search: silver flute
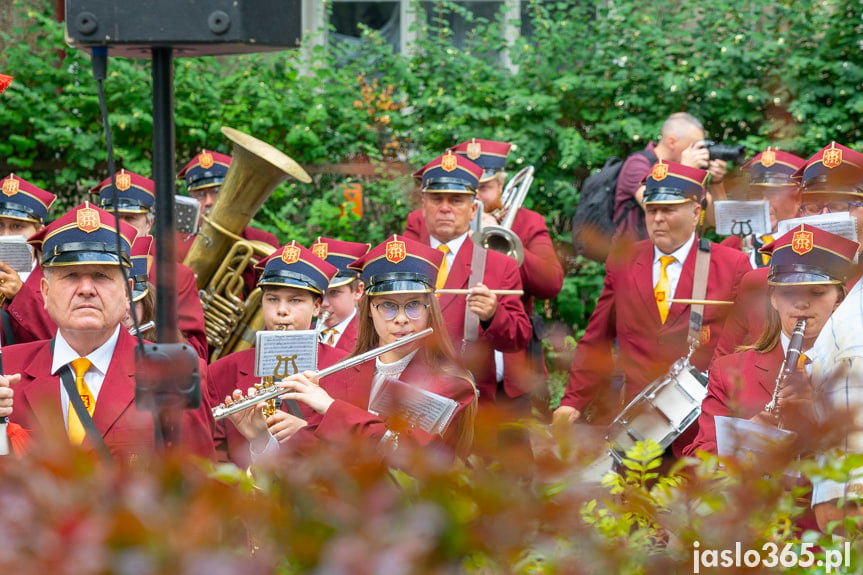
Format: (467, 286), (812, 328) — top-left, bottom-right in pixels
(764, 318), (807, 419)
(212, 327), (433, 420)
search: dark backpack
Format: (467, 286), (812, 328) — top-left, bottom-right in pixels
(571, 150), (655, 262)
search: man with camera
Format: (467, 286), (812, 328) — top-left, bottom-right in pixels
(614, 112), (735, 241)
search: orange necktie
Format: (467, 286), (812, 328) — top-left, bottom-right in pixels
(321, 328), (338, 347)
(655, 256), (676, 324)
(761, 235), (774, 265)
(436, 245), (450, 290)
(67, 357), (94, 445)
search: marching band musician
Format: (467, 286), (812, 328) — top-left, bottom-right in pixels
(554, 161), (751, 453)
(401, 151), (531, 408)
(451, 139), (563, 412)
(208, 241), (347, 468)
(176, 150), (280, 292)
(0, 203), (215, 461)
(311, 236), (371, 353)
(0, 174), (56, 345)
(684, 225), (858, 456)
(713, 143), (863, 359)
(229, 235), (477, 460)
(6, 171), (209, 361)
(119, 235), (159, 343)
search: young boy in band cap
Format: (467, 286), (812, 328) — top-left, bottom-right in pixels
(555, 161), (751, 454)
(208, 241), (347, 468)
(311, 236), (371, 353)
(0, 203), (215, 461)
(0, 174), (56, 345)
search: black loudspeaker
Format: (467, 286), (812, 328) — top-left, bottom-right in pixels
(65, 0), (302, 58)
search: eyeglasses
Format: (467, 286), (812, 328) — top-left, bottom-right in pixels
(372, 301), (430, 321)
(800, 201), (863, 215)
(189, 189), (220, 200)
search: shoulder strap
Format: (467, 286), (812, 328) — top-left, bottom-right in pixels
(52, 337), (115, 465)
(687, 239), (712, 348)
(463, 243), (487, 344)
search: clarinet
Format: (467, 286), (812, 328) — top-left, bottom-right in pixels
(764, 318), (807, 428)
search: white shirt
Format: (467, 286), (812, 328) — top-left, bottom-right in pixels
(808, 280), (863, 505)
(651, 233), (696, 300)
(325, 308), (356, 347)
(55, 325), (121, 429)
(429, 231), (470, 273)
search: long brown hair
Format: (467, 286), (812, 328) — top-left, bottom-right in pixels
(739, 284), (846, 354)
(350, 292), (477, 456)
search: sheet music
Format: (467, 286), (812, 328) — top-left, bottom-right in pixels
(0, 236), (32, 272)
(255, 330), (319, 378)
(713, 200), (771, 236)
(714, 415), (795, 461)
(368, 377), (459, 436)
(777, 212), (859, 243)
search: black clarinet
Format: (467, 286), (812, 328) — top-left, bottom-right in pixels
(764, 318), (807, 427)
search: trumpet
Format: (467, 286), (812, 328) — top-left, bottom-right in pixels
(764, 318), (807, 425)
(212, 327), (433, 420)
(472, 165), (534, 265)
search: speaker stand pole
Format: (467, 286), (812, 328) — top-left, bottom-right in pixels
(151, 46), (181, 452)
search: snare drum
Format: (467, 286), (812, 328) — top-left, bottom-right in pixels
(605, 359), (708, 463)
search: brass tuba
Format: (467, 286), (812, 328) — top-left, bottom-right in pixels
(472, 165), (533, 265)
(184, 126), (311, 361)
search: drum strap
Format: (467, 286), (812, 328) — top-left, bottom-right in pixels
(687, 238), (711, 348)
(463, 242), (487, 344)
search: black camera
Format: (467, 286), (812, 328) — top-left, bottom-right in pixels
(703, 140), (746, 163)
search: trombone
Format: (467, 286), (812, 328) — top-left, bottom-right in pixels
(472, 165), (534, 265)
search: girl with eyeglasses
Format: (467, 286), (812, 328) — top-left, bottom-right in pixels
(240, 235), (478, 460)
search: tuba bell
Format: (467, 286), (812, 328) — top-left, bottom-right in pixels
(472, 165), (533, 265)
(183, 126), (311, 361)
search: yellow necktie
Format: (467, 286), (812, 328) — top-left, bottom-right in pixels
(655, 256), (676, 324)
(436, 245), (450, 290)
(797, 353), (808, 370)
(68, 357), (94, 445)
(761, 235), (774, 265)
(321, 328), (338, 346)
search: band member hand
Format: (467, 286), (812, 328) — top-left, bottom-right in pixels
(552, 405), (581, 426)
(225, 387), (272, 452)
(0, 373), (20, 418)
(467, 283), (498, 322)
(481, 212), (499, 228)
(277, 370), (335, 415)
(266, 410), (307, 444)
(707, 159), (727, 184)
(0, 261), (23, 301)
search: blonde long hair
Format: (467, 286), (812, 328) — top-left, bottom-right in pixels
(350, 292), (477, 456)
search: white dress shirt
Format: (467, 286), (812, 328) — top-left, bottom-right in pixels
(429, 231), (469, 272)
(325, 308), (356, 347)
(54, 325), (121, 430)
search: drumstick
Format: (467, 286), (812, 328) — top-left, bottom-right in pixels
(669, 298), (735, 306)
(436, 289), (524, 296)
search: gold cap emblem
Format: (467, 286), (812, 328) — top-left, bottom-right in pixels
(115, 171), (132, 191)
(281, 244), (301, 264)
(441, 153), (458, 173)
(76, 206), (101, 233)
(466, 140), (482, 160)
(199, 150), (214, 169)
(761, 148), (776, 168)
(651, 162), (668, 181)
(2, 176), (19, 197)
(823, 146), (843, 169)
(311, 242), (328, 260)
(791, 229), (814, 255)
(385, 239), (407, 263)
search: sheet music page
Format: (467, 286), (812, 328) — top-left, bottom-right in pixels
(368, 377), (459, 436)
(777, 212), (859, 243)
(0, 236), (32, 272)
(713, 200), (771, 236)
(714, 415), (795, 461)
(255, 330), (319, 378)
